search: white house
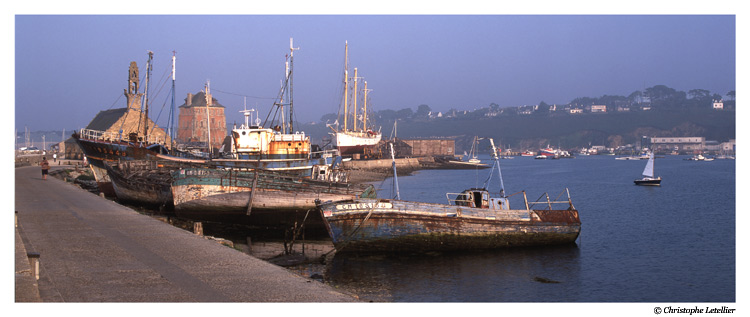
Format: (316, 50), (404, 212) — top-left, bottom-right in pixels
(713, 99), (724, 110)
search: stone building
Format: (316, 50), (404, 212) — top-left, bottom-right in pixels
(176, 88), (227, 152)
(651, 137), (705, 153)
(402, 139), (455, 157)
(80, 60), (171, 148)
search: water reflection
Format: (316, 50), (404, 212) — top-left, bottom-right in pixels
(326, 244), (581, 302)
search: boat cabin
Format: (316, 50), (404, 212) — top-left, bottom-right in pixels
(453, 188), (510, 210)
(231, 125), (310, 157)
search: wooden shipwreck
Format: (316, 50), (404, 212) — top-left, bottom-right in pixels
(171, 167), (377, 230)
(317, 138), (581, 252)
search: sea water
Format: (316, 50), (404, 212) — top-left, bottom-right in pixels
(324, 155), (736, 302)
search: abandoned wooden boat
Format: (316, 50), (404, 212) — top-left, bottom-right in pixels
(105, 158), (206, 209)
(105, 160), (177, 209)
(170, 166), (377, 228)
(317, 139), (581, 252)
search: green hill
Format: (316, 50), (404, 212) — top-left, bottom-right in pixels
(299, 108), (735, 153)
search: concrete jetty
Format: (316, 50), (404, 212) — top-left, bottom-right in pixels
(14, 165), (357, 302)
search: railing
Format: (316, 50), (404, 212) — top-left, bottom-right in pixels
(527, 188), (576, 210)
(445, 192), (473, 206)
(311, 149), (340, 159)
(78, 128), (167, 145)
(272, 131), (306, 142)
(446, 188), (575, 211)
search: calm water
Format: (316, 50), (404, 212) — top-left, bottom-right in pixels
(323, 155), (735, 302)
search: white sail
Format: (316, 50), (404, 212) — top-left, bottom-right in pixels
(642, 152), (655, 177)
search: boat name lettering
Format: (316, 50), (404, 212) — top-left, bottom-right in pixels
(336, 202), (392, 211)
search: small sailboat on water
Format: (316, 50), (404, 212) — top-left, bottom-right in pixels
(467, 136), (481, 164)
(634, 152), (661, 186)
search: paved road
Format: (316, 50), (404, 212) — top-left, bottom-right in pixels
(14, 166), (356, 302)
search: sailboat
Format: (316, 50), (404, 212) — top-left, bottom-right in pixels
(634, 152), (661, 186)
(328, 41), (382, 157)
(467, 136), (481, 164)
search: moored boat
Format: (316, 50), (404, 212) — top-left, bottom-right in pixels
(317, 138), (581, 252)
(443, 159), (490, 169)
(685, 154), (714, 161)
(328, 41), (382, 157)
(539, 147), (557, 157)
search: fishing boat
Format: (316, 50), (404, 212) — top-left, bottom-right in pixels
(211, 39), (333, 173)
(209, 106), (335, 176)
(539, 146), (557, 157)
(328, 41), (382, 157)
(520, 150), (536, 157)
(171, 166), (377, 229)
(317, 138), (581, 253)
(634, 152), (661, 186)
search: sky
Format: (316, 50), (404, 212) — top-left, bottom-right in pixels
(11, 6), (739, 133)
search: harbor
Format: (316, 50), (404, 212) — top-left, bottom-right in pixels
(14, 14), (736, 308)
(15, 153), (736, 302)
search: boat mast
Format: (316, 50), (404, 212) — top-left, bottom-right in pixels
(352, 67), (359, 132)
(390, 142), (400, 200)
(240, 104), (256, 128)
(143, 51), (153, 142)
(205, 81), (212, 156)
(363, 81), (371, 131)
(169, 51), (176, 151)
(486, 138), (506, 197)
(287, 38), (299, 133)
(343, 41), (349, 132)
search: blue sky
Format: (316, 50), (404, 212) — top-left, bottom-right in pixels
(13, 13), (737, 132)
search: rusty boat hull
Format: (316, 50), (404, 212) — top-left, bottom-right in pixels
(318, 198), (581, 252)
(171, 167), (377, 229)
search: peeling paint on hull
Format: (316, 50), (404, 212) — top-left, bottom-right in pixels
(106, 163), (173, 208)
(319, 199), (581, 252)
(171, 167), (376, 226)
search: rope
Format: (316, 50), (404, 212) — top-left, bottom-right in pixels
(211, 88), (276, 100)
(335, 203), (377, 247)
(106, 94), (123, 110)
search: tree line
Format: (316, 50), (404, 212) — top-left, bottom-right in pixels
(318, 85), (736, 125)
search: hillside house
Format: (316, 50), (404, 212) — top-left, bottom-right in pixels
(591, 105), (607, 113)
(713, 99), (724, 110)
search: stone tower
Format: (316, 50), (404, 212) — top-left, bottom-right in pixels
(125, 61), (143, 110)
(176, 90), (227, 152)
